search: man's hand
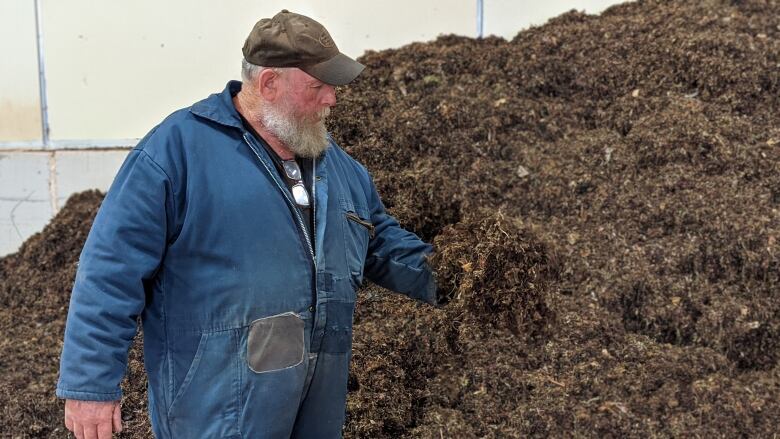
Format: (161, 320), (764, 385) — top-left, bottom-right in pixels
(64, 399), (122, 439)
(435, 285), (454, 307)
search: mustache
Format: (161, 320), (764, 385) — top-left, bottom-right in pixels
(311, 106), (330, 122)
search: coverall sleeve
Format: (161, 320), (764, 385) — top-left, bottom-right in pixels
(56, 148), (174, 401)
(362, 175), (438, 305)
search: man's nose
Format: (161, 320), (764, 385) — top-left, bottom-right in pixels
(321, 85), (337, 107)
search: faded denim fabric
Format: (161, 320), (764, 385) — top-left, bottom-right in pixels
(56, 81), (436, 438)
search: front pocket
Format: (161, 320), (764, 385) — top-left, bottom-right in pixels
(346, 212), (375, 238)
(340, 199), (372, 285)
(246, 312), (305, 373)
(167, 329), (241, 438)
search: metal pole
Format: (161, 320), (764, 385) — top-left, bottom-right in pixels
(477, 0), (484, 38)
(34, 0), (51, 148)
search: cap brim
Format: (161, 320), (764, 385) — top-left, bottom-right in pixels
(302, 52), (365, 86)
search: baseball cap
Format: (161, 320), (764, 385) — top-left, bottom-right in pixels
(242, 10), (365, 86)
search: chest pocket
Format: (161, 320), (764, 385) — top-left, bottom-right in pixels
(339, 197), (374, 288)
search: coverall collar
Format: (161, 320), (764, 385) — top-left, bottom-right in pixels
(189, 80), (246, 129)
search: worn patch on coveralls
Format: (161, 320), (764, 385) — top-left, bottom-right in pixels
(247, 312), (305, 373)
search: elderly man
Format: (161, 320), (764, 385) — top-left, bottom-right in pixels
(57, 10), (440, 439)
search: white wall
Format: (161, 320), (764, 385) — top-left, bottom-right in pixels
(0, 0), (627, 256)
(43, 0), (476, 141)
(484, 0), (621, 39)
(0, 0), (42, 143)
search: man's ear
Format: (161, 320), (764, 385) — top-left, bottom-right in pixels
(258, 68), (281, 102)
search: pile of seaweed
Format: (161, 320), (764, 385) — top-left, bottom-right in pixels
(335, 0), (779, 435)
(1, 0), (778, 436)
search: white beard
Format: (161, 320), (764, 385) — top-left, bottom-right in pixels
(259, 97), (330, 159)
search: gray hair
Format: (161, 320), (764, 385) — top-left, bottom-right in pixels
(241, 59), (286, 85)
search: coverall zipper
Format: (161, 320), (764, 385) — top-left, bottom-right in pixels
(311, 156), (317, 312)
(242, 135), (318, 313)
(242, 134), (315, 259)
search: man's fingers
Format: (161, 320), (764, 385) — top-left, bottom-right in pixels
(83, 423), (98, 439)
(64, 399), (118, 437)
(73, 423), (85, 439)
(97, 420), (113, 439)
(112, 403), (123, 433)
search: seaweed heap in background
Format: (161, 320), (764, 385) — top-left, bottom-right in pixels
(0, 192), (152, 438)
(0, 191), (103, 437)
(1, 0), (779, 437)
(332, 0), (779, 436)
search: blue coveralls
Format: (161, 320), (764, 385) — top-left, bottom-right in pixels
(56, 81), (437, 438)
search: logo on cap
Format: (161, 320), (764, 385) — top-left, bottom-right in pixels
(319, 33), (334, 48)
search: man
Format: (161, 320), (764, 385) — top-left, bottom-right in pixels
(57, 10), (440, 439)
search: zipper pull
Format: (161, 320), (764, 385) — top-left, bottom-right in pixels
(346, 212), (375, 239)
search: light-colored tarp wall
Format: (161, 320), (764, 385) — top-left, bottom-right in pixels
(0, 0), (42, 142)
